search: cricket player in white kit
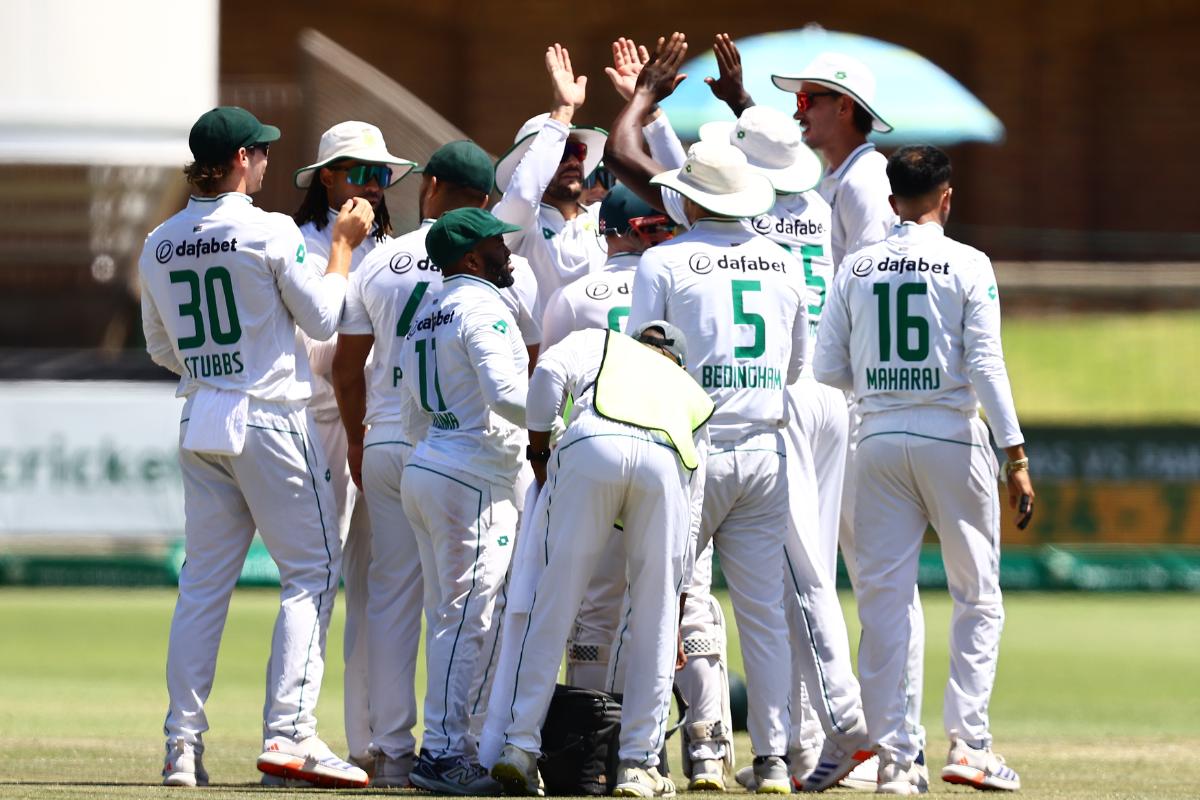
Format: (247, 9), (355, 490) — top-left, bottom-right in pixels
(398, 208), (529, 795)
(330, 140), (535, 789)
(814, 146), (1033, 795)
(627, 138), (808, 794)
(142, 107), (373, 789)
(491, 322), (713, 799)
(493, 44), (609, 308)
(291, 120), (415, 775)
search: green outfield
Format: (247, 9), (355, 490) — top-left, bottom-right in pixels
(0, 588), (1196, 799)
(1002, 310), (1200, 423)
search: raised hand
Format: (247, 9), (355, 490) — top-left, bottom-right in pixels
(604, 36), (652, 102)
(546, 43), (587, 112)
(634, 32), (689, 103)
(704, 33), (754, 115)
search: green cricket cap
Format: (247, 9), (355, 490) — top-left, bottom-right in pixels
(599, 183), (660, 235)
(426, 208), (521, 270)
(189, 106), (281, 164)
(418, 140), (495, 195)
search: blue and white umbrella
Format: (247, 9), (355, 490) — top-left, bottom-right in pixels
(661, 25), (1004, 146)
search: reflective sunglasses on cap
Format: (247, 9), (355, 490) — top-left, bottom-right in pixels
(629, 214), (676, 245)
(560, 140), (588, 163)
(332, 163), (393, 186)
(794, 90), (842, 112)
(583, 164), (616, 191)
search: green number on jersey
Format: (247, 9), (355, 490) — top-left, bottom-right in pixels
(395, 281), (430, 337)
(414, 338), (448, 412)
(607, 306), (630, 332)
(169, 267), (242, 350)
(799, 244), (827, 318)
(873, 282), (930, 362)
(731, 280), (766, 358)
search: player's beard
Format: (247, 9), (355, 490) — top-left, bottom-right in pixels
(481, 250), (515, 289)
(544, 178), (582, 204)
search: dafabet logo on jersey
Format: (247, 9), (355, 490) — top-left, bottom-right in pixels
(852, 256), (951, 277)
(155, 237), (239, 264)
(754, 216), (825, 237)
(585, 281), (612, 300)
(390, 252), (440, 274)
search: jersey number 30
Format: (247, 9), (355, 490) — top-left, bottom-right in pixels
(170, 267), (241, 350)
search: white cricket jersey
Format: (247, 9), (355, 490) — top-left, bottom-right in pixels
(399, 273), (529, 485)
(816, 143), (896, 267)
(750, 191), (834, 373)
(492, 117), (607, 307)
(139, 192), (346, 405)
(627, 218), (808, 441)
(813, 221), (1023, 447)
(340, 222), (444, 429)
(540, 251), (638, 350)
(298, 208), (386, 418)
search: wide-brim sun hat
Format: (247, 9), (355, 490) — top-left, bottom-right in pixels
(770, 52), (892, 133)
(494, 113), (607, 194)
(649, 141), (775, 219)
(699, 105), (822, 194)
(293, 121), (416, 188)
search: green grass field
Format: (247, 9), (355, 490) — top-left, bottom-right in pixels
(1002, 310), (1200, 423)
(1, 588), (1197, 799)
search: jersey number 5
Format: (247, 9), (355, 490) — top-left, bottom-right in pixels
(731, 280), (766, 359)
(169, 267), (242, 350)
(873, 282), (929, 362)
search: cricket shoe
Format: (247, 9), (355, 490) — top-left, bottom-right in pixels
(940, 739), (1020, 791)
(409, 749), (500, 795)
(875, 758), (925, 795)
(259, 773), (312, 787)
(162, 739), (208, 787)
(257, 735), (369, 788)
(688, 757), (725, 791)
(839, 754), (878, 791)
(491, 743), (545, 796)
(752, 755), (791, 794)
(372, 751), (416, 788)
(613, 759), (677, 797)
(800, 731), (873, 792)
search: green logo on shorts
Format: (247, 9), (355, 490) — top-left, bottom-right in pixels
(542, 227), (555, 239)
(324, 469), (331, 481)
(497, 535), (510, 546)
(492, 319), (508, 334)
(296, 244), (306, 264)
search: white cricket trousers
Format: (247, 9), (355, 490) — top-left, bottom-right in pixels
(840, 400), (926, 751)
(853, 408), (1005, 765)
(781, 386), (866, 753)
(673, 544), (732, 763)
(164, 402), (340, 747)
(564, 528), (626, 691)
(700, 431), (791, 757)
(500, 416), (692, 766)
(401, 457), (516, 758)
(360, 423), (424, 760)
(313, 413), (373, 761)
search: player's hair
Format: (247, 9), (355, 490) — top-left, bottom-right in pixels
(436, 179), (489, 211)
(886, 146), (952, 198)
(183, 161), (231, 194)
(292, 169), (393, 241)
(851, 101), (874, 136)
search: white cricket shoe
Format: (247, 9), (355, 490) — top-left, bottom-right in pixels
(613, 759), (677, 797)
(257, 735), (369, 788)
(752, 755), (791, 794)
(491, 744), (545, 796)
(875, 758), (925, 795)
(688, 757), (726, 791)
(801, 732), (873, 792)
(840, 754), (879, 791)
(162, 739), (208, 787)
(372, 751), (416, 788)
(735, 764), (757, 790)
(940, 738), (1020, 791)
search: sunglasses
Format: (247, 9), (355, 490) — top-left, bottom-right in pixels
(247, 142), (270, 156)
(583, 164), (616, 191)
(332, 163), (393, 186)
(794, 90), (842, 113)
(561, 140), (588, 163)
(629, 214), (675, 245)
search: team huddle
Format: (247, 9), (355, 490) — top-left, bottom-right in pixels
(139, 31), (1035, 798)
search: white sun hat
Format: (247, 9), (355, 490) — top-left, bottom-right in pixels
(649, 141), (776, 219)
(494, 113), (608, 194)
(771, 52), (893, 133)
(293, 121), (416, 188)
(699, 105), (823, 194)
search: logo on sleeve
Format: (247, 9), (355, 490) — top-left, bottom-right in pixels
(988, 285), (998, 300)
(542, 227), (556, 240)
(296, 244), (306, 264)
(492, 319), (509, 334)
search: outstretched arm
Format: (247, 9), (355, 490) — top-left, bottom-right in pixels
(705, 33), (755, 116)
(603, 32), (689, 213)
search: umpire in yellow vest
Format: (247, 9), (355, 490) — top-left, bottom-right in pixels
(490, 322), (713, 798)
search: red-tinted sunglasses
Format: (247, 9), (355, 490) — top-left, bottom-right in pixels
(794, 90), (842, 113)
(561, 140), (588, 163)
(629, 214), (675, 245)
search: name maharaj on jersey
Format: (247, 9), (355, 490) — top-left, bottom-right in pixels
(865, 366), (942, 391)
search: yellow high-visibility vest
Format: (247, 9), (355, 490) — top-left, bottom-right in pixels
(592, 330), (715, 470)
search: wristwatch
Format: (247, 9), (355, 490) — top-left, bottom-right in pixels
(526, 445), (552, 463)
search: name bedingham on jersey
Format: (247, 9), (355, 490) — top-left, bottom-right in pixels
(751, 191), (834, 372)
(627, 218), (808, 441)
(813, 221), (1023, 448)
(139, 192), (346, 405)
(540, 251), (638, 350)
(398, 274), (529, 484)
